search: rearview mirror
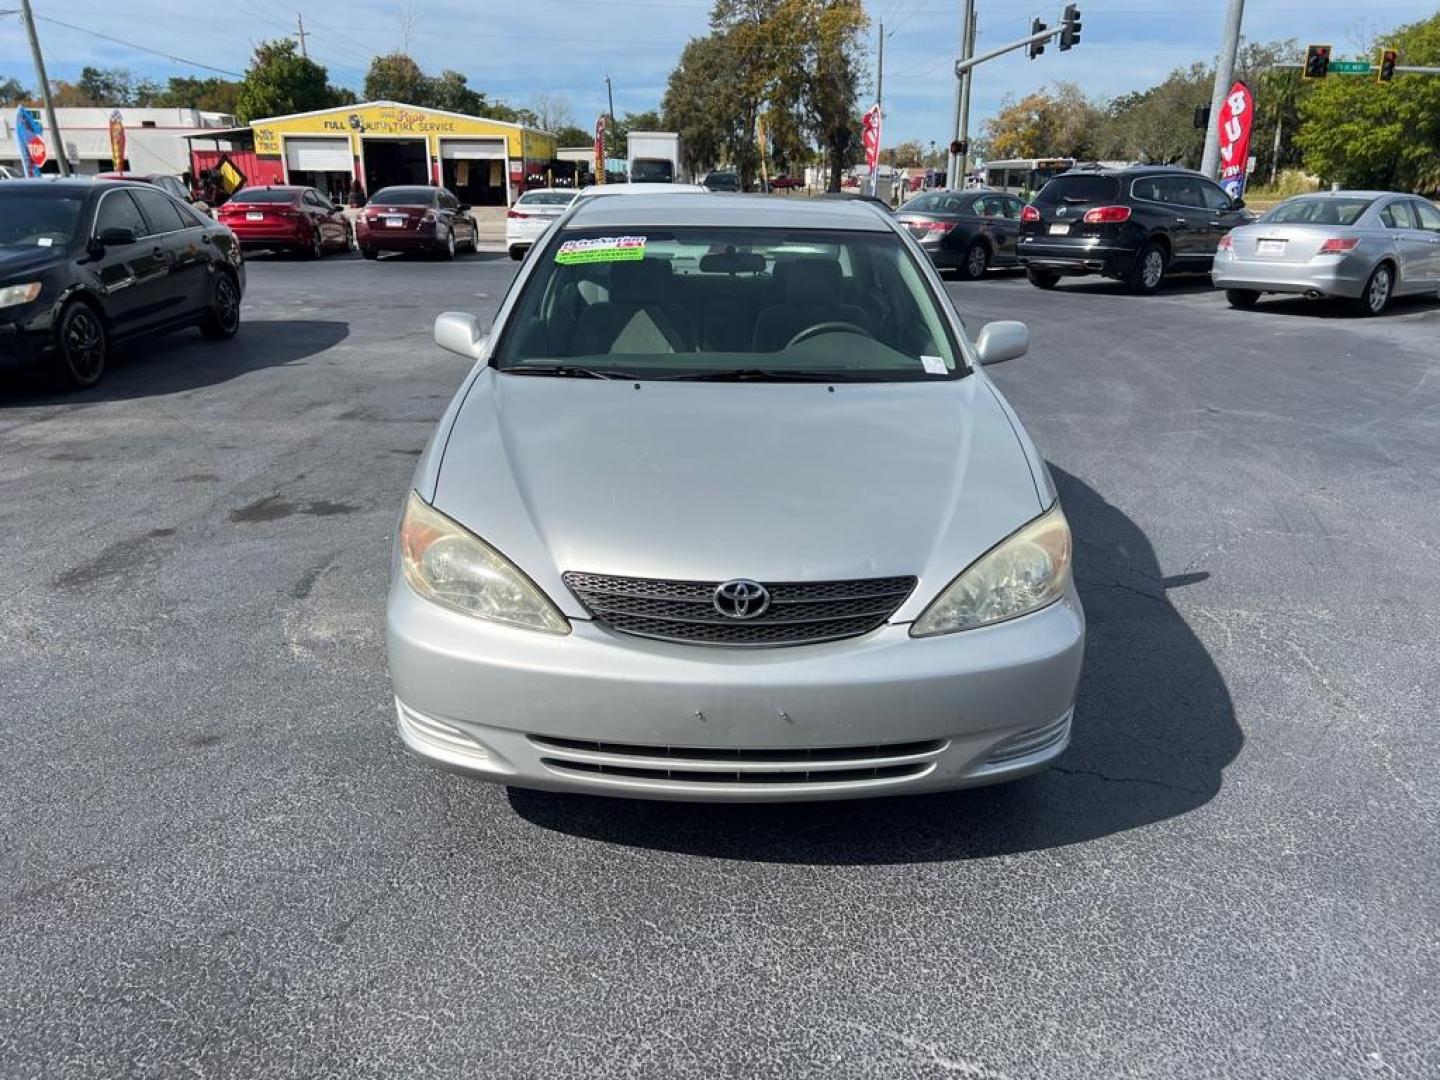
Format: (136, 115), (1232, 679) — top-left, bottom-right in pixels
(974, 320), (1029, 366)
(434, 311), (488, 361)
(96, 226), (138, 247)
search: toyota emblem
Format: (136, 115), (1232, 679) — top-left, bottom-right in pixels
(713, 579), (771, 620)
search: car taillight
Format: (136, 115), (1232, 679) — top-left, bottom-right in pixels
(1217, 234), (1233, 251)
(922, 221), (952, 233)
(421, 209), (438, 223)
(1318, 237), (1359, 255)
(1020, 205), (1040, 223)
(507, 209), (527, 219)
(1082, 206), (1132, 224)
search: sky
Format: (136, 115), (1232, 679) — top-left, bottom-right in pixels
(2, 0), (1436, 145)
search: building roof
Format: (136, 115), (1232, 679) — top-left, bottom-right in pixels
(568, 191), (892, 231)
(246, 100), (553, 136)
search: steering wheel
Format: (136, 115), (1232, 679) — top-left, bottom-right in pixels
(784, 321), (875, 350)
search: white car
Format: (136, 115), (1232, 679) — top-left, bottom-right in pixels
(505, 189), (577, 261)
(575, 183), (710, 199)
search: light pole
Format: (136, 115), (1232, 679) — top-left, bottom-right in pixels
(1201, 0), (1245, 178)
(18, 0), (71, 174)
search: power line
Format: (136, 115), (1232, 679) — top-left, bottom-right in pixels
(29, 13), (245, 76)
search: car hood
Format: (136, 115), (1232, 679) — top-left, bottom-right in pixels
(431, 371), (1046, 622)
(0, 245), (65, 282)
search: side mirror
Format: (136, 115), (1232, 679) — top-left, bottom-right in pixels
(96, 226), (138, 247)
(974, 320), (1029, 366)
(457, 203), (471, 212)
(434, 311), (488, 361)
(1230, 197), (1246, 211)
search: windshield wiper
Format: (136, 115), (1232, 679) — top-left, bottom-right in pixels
(501, 364), (627, 380)
(660, 368), (858, 383)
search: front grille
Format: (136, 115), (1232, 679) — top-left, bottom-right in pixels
(531, 735), (946, 788)
(562, 572), (916, 647)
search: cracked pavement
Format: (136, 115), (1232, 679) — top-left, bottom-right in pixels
(1, 252), (1437, 1079)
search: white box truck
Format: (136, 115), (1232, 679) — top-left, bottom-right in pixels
(626, 132), (683, 184)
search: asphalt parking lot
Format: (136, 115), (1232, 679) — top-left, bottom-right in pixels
(2, 250), (1438, 1079)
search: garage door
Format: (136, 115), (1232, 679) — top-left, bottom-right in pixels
(284, 137), (351, 173)
(440, 138), (506, 161)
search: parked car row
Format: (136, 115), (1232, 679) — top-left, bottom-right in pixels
(906, 164), (1440, 316)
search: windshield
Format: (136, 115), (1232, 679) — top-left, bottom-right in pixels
(0, 191), (84, 247)
(1262, 197), (1373, 226)
(631, 160), (675, 183)
(492, 226), (963, 382)
(1034, 175), (1119, 205)
(370, 187), (436, 206)
(519, 191), (576, 207)
(229, 188), (299, 204)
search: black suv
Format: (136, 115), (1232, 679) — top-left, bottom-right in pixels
(1017, 165), (1251, 294)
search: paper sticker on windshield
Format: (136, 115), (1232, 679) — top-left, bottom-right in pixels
(921, 354), (948, 375)
(555, 235), (647, 265)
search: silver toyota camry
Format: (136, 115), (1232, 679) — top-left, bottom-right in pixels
(386, 193), (1084, 802)
(1212, 190), (1440, 315)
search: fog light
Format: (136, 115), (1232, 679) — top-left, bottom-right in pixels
(395, 699), (491, 759)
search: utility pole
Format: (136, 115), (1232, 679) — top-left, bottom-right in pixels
(18, 0), (70, 174)
(873, 21), (884, 198)
(957, 10), (977, 187)
(296, 12), (309, 59)
(947, 0), (975, 189)
(1200, 0), (1245, 179)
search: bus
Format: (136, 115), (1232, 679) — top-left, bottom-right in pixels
(979, 158), (1076, 197)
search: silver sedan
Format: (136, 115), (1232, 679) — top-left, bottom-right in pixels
(386, 193), (1084, 802)
(1213, 190), (1440, 315)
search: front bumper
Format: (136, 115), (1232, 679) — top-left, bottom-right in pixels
(0, 302), (57, 370)
(386, 580), (1086, 802)
(1211, 253), (1371, 299)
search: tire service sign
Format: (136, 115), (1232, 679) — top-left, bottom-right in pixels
(1216, 81), (1255, 199)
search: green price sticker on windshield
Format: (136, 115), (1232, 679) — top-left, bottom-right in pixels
(555, 235), (647, 265)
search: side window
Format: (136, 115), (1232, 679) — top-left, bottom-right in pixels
(302, 190), (322, 208)
(1170, 178), (1206, 208)
(1199, 182), (1232, 211)
(1412, 201), (1440, 232)
(1379, 202), (1411, 229)
(975, 197), (998, 218)
(1133, 177), (1165, 203)
(94, 190), (149, 237)
(1004, 197), (1024, 219)
(174, 200), (207, 228)
(131, 187), (188, 233)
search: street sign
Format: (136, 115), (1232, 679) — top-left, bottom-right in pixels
(27, 136), (46, 168)
(1328, 60), (1371, 74)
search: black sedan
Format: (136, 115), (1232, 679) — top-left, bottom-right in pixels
(0, 179), (244, 389)
(896, 189), (1027, 279)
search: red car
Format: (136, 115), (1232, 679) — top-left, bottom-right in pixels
(356, 186), (479, 261)
(215, 185), (352, 258)
(768, 174), (805, 190)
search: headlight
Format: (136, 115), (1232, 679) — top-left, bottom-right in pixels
(399, 491), (569, 634)
(0, 282), (41, 309)
(910, 503), (1072, 637)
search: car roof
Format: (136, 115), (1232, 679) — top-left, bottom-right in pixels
(576, 183), (710, 198)
(518, 188), (577, 197)
(567, 191), (893, 231)
(1, 177), (107, 194)
(1287, 190), (1398, 200)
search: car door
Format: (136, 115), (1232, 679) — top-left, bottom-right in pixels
(303, 190), (342, 248)
(130, 186), (208, 318)
(1410, 200), (1440, 286)
(996, 196), (1026, 264)
(1197, 178), (1247, 260)
(1376, 200), (1426, 290)
(1166, 177), (1212, 262)
(87, 188), (174, 336)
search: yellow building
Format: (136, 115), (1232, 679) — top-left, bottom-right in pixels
(245, 101), (557, 206)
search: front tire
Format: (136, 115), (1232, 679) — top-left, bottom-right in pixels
(1225, 288), (1260, 309)
(360, 245), (379, 260)
(305, 228), (324, 260)
(437, 228), (456, 261)
(54, 301), (109, 390)
(1026, 266), (1059, 290)
(509, 245), (526, 262)
(467, 217), (480, 252)
(200, 272), (242, 340)
(1355, 263), (1393, 316)
(958, 240), (989, 281)
(1128, 241), (1167, 295)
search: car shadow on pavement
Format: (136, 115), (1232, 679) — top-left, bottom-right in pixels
(0, 319), (350, 406)
(508, 467), (1242, 864)
(1241, 294), (1440, 320)
(1058, 275), (1217, 298)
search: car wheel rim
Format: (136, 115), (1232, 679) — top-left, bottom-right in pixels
(1143, 251), (1163, 288)
(447, 231), (455, 256)
(65, 311), (103, 380)
(968, 247), (985, 276)
(216, 278), (239, 331)
(1369, 269), (1390, 312)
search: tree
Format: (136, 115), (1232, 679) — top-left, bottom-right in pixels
(984, 84), (1104, 160)
(554, 124), (593, 147)
(364, 53), (427, 104)
(1296, 13), (1440, 191)
(0, 77), (28, 105)
(425, 70), (485, 115)
(527, 92), (576, 134)
(235, 39), (351, 123)
(149, 77), (244, 115)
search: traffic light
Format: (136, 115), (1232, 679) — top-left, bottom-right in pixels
(1303, 44), (1331, 80)
(1193, 104), (1211, 130)
(1028, 19), (1047, 60)
(1377, 48), (1398, 83)
(1059, 5), (1081, 51)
